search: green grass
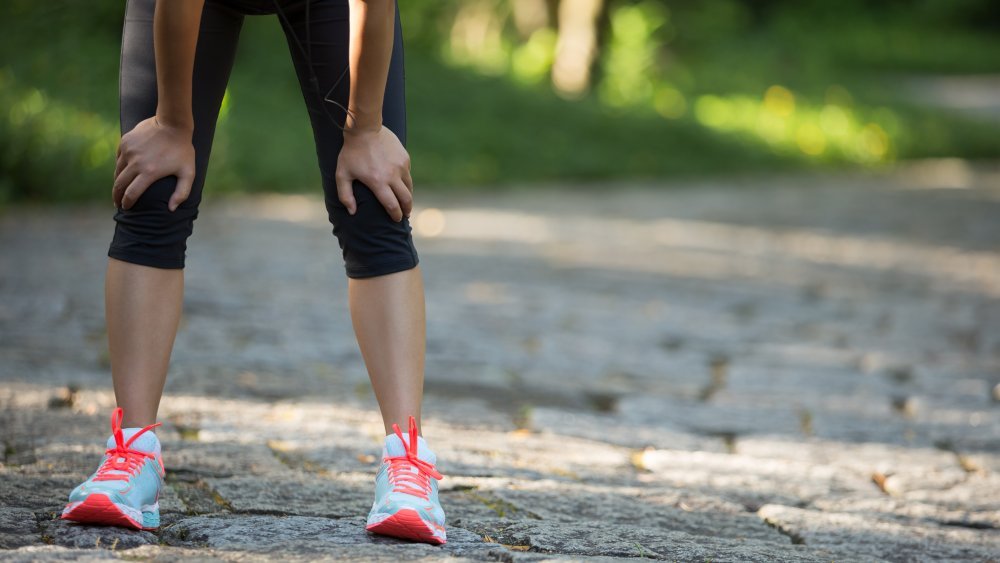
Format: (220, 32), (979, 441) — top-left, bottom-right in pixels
(210, 14), (793, 193)
(1, 0), (999, 203)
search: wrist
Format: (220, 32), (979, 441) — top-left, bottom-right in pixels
(343, 109), (382, 135)
(154, 113), (194, 134)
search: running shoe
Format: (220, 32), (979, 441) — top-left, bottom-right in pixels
(365, 415), (447, 544)
(62, 407), (164, 530)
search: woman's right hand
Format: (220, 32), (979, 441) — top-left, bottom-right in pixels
(113, 116), (196, 212)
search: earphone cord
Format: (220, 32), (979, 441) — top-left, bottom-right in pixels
(271, 0), (356, 132)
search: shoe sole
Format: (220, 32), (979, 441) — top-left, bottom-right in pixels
(61, 494), (158, 531)
(366, 508), (446, 545)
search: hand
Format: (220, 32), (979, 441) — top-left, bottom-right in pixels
(113, 116), (196, 212)
(335, 125), (413, 222)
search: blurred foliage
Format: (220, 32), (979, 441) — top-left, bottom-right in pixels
(1, 0), (999, 202)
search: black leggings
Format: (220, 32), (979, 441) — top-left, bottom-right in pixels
(112, 0), (418, 278)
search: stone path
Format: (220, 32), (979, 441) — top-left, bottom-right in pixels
(899, 74), (1000, 122)
(1, 163), (999, 561)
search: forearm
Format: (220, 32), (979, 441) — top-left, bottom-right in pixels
(153, 0), (205, 131)
(346, 0), (395, 132)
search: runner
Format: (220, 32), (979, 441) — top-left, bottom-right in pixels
(60, 0), (446, 545)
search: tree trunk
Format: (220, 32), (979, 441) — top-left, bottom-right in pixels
(551, 0), (606, 97)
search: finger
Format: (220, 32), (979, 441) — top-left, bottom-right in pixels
(168, 172), (194, 212)
(115, 153), (127, 178)
(112, 164), (139, 208)
(372, 184), (403, 222)
(335, 172), (357, 215)
(390, 180), (413, 218)
(114, 152), (127, 180)
(121, 174), (154, 210)
(402, 168), (414, 194)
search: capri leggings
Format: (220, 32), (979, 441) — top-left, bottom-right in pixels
(113, 0), (418, 278)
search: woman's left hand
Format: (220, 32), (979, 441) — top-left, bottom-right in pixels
(335, 125), (413, 222)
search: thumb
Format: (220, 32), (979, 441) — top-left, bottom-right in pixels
(168, 173), (193, 212)
(336, 172), (357, 215)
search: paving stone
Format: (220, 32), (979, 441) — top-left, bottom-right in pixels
(617, 395), (806, 439)
(0, 409), (106, 455)
(269, 441), (387, 475)
(758, 503), (1000, 562)
(443, 488), (529, 525)
(489, 553), (670, 562)
(4, 175), (1000, 560)
(0, 474), (83, 512)
(431, 429), (633, 482)
(1, 545), (123, 561)
(162, 514), (499, 559)
(163, 441), (289, 478)
(635, 448), (873, 508)
(38, 518), (158, 549)
(9, 442), (111, 477)
(529, 407), (728, 452)
(962, 451), (1000, 473)
(205, 474), (372, 518)
(899, 471), (1000, 512)
(736, 435), (1000, 513)
(809, 495), (1000, 530)
(462, 519), (841, 562)
(4, 544), (239, 562)
(0, 508), (40, 549)
(492, 485), (785, 543)
(736, 435), (962, 472)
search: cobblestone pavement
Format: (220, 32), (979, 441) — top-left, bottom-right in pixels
(2, 164), (999, 561)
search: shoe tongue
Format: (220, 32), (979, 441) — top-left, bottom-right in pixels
(107, 427), (160, 455)
(384, 433), (435, 465)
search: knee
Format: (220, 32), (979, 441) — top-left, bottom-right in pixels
(108, 176), (199, 269)
(327, 180), (419, 279)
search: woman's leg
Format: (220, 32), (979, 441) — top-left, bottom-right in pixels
(276, 0), (424, 435)
(108, 0), (245, 427)
(279, 1), (446, 544)
(106, 260), (184, 428)
(63, 0), (245, 530)
(349, 266), (426, 434)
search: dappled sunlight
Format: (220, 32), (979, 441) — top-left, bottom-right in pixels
(598, 1), (671, 107)
(3, 175), (997, 557)
(4, 377), (997, 558)
(406, 206), (1000, 297)
(413, 207), (446, 237)
(695, 85), (896, 163)
(415, 207), (551, 244)
(226, 193), (329, 223)
(4, 1), (999, 200)
(3, 0), (999, 557)
(889, 158), (986, 191)
(228, 190), (1000, 296)
(412, 0), (980, 173)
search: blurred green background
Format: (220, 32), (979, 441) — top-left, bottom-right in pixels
(1, 0), (999, 203)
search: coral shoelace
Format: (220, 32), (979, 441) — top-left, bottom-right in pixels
(93, 407), (162, 482)
(385, 415), (443, 500)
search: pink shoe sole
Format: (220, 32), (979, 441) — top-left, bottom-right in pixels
(61, 493), (151, 531)
(366, 508), (446, 545)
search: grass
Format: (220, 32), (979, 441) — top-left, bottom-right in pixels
(1, 1), (998, 203)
